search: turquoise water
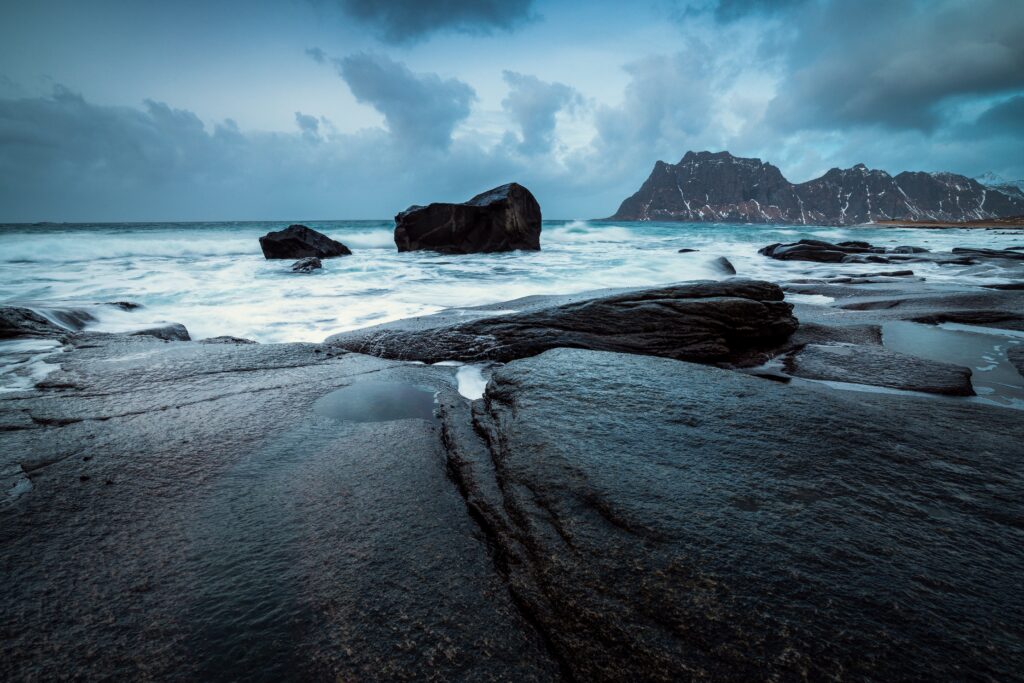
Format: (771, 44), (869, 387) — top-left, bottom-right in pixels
(0, 219), (1020, 345)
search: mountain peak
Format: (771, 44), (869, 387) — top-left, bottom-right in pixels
(609, 150), (1024, 224)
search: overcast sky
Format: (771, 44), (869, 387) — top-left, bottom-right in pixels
(1, 0), (1022, 221)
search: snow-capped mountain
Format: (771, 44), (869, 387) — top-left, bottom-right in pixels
(609, 151), (1024, 224)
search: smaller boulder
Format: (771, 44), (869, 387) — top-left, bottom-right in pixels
(131, 324), (191, 342)
(677, 248), (699, 253)
(710, 256), (737, 275)
(291, 257), (322, 273)
(259, 225), (351, 259)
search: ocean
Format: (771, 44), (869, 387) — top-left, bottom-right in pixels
(2, 219), (1022, 394)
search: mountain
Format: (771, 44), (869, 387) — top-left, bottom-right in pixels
(609, 151), (1024, 224)
(975, 172), (1024, 200)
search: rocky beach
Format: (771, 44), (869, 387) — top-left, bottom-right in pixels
(2, 182), (1023, 679)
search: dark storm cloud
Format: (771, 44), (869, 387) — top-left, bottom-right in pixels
(501, 71), (578, 155)
(0, 85), (584, 221)
(294, 111), (320, 140)
(335, 52), (475, 149)
(700, 0), (807, 22)
(973, 95), (1024, 136)
(765, 0), (1024, 132)
(326, 0), (535, 43)
(304, 47), (327, 64)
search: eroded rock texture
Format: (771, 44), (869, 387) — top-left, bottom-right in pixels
(394, 183), (541, 254)
(440, 348), (1024, 681)
(327, 280), (798, 365)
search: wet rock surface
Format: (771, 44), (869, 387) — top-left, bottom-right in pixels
(259, 225), (352, 259)
(786, 281), (1024, 331)
(784, 343), (974, 395)
(3, 282), (1023, 680)
(290, 256), (322, 273)
(0, 307), (67, 338)
(1009, 346), (1024, 377)
(0, 334), (558, 681)
(762, 239), (1024, 268)
(441, 348), (1024, 681)
(394, 182), (541, 254)
(327, 280), (798, 365)
(130, 323), (191, 341)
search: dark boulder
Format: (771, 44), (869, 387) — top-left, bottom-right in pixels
(328, 280), (798, 365)
(759, 239), (886, 263)
(677, 248), (699, 253)
(259, 225), (351, 259)
(0, 307), (67, 338)
(709, 255), (736, 275)
(130, 324), (190, 342)
(950, 247), (1024, 261)
(784, 343), (974, 395)
(290, 256), (322, 273)
(394, 183), (541, 254)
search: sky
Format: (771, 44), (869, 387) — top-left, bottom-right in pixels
(0, 0), (1022, 221)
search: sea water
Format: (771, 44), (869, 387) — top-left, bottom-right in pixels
(2, 219), (1020, 345)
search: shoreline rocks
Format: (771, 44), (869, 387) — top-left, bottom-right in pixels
(328, 280), (798, 365)
(394, 182), (542, 254)
(259, 225), (351, 259)
(440, 348), (1024, 680)
(783, 343), (974, 395)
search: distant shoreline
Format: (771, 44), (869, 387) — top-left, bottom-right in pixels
(870, 216), (1024, 230)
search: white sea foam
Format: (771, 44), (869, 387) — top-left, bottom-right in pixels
(455, 365), (488, 400)
(1, 219), (1021, 354)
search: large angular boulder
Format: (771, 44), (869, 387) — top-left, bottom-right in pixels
(259, 225), (351, 259)
(327, 280), (798, 365)
(394, 182), (542, 254)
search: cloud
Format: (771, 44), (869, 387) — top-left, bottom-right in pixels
(586, 46), (723, 176)
(764, 0), (1024, 132)
(0, 85), (581, 221)
(335, 52), (475, 149)
(305, 46), (327, 64)
(501, 71), (578, 155)
(326, 0), (535, 43)
(294, 111), (320, 140)
(973, 95), (1024, 136)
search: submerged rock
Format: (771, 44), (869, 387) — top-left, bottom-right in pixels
(290, 256), (322, 273)
(784, 343), (974, 395)
(259, 225), (351, 259)
(440, 347), (1024, 680)
(327, 280), (798, 365)
(677, 248), (699, 253)
(394, 182), (541, 254)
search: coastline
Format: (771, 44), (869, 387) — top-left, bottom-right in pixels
(2, 229), (1024, 679)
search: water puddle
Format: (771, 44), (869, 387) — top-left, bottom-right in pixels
(312, 382), (437, 422)
(882, 321), (1024, 409)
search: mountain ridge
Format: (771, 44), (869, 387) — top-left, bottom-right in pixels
(609, 151), (1024, 225)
